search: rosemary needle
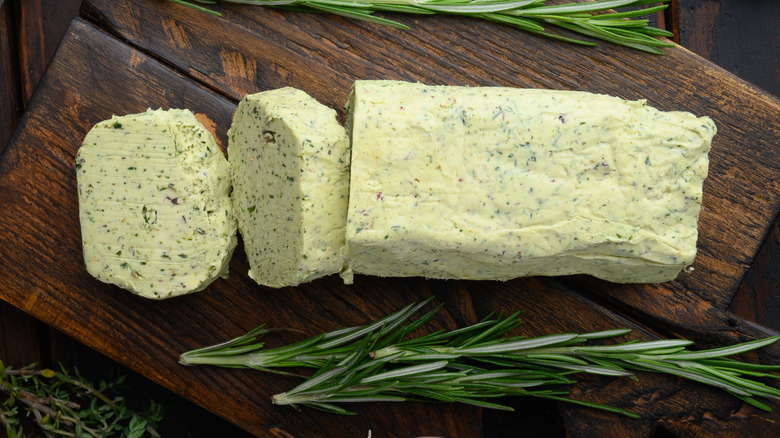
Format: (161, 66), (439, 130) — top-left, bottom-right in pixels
(168, 0), (676, 54)
(180, 298), (780, 416)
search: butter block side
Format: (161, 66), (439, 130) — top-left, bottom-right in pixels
(344, 80), (715, 283)
(76, 108), (237, 299)
(228, 87), (350, 288)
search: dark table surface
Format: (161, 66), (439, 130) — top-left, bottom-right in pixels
(1, 1), (779, 437)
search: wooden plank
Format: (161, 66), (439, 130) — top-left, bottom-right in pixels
(81, 0), (780, 326)
(664, 0), (681, 44)
(677, 0), (780, 97)
(0, 0), (44, 373)
(0, 301), (43, 367)
(0, 0), (20, 153)
(16, 0), (81, 103)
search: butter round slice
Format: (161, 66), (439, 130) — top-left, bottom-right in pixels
(76, 108), (237, 299)
(228, 87), (350, 288)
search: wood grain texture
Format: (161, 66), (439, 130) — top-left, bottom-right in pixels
(677, 0), (780, 97)
(0, 0), (41, 371)
(731, 220), (780, 333)
(15, 0), (81, 103)
(1, 0), (779, 437)
(0, 0), (20, 153)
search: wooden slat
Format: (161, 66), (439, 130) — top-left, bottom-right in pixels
(16, 0), (81, 103)
(677, 0), (780, 97)
(0, 0), (43, 373)
(731, 221), (780, 332)
(0, 0), (20, 153)
(665, 0), (681, 44)
(0, 301), (43, 368)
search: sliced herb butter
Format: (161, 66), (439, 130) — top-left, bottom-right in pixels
(228, 88), (350, 288)
(343, 80), (716, 283)
(76, 108), (237, 299)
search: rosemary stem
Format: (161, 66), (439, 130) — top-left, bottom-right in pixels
(180, 298), (780, 416)
(179, 352), (261, 367)
(272, 391), (321, 405)
(179, 351), (349, 367)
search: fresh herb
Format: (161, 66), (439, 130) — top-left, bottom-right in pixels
(167, 0), (675, 54)
(180, 298), (780, 416)
(0, 362), (167, 438)
(181, 300), (436, 372)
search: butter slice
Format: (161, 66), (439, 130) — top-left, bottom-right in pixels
(76, 109), (237, 299)
(344, 80), (716, 283)
(228, 88), (350, 288)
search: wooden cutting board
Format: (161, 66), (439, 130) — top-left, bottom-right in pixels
(1, 0), (779, 436)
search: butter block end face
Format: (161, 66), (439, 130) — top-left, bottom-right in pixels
(76, 109), (237, 299)
(345, 80), (716, 284)
(229, 88), (350, 288)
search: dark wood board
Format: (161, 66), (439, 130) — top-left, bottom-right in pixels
(0, 18), (482, 437)
(81, 0), (780, 327)
(1, 0), (779, 437)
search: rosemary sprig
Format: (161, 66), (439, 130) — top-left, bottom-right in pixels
(180, 299), (780, 416)
(167, 0), (676, 54)
(180, 298), (440, 373)
(370, 321), (780, 412)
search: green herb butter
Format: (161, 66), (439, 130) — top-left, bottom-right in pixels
(228, 88), (350, 288)
(343, 81), (716, 283)
(76, 109), (237, 299)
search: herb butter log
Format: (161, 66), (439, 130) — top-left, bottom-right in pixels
(76, 109), (237, 299)
(228, 88), (350, 288)
(342, 81), (716, 283)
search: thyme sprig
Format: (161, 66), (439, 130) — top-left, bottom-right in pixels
(0, 362), (167, 438)
(167, 0), (676, 54)
(180, 298), (780, 416)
